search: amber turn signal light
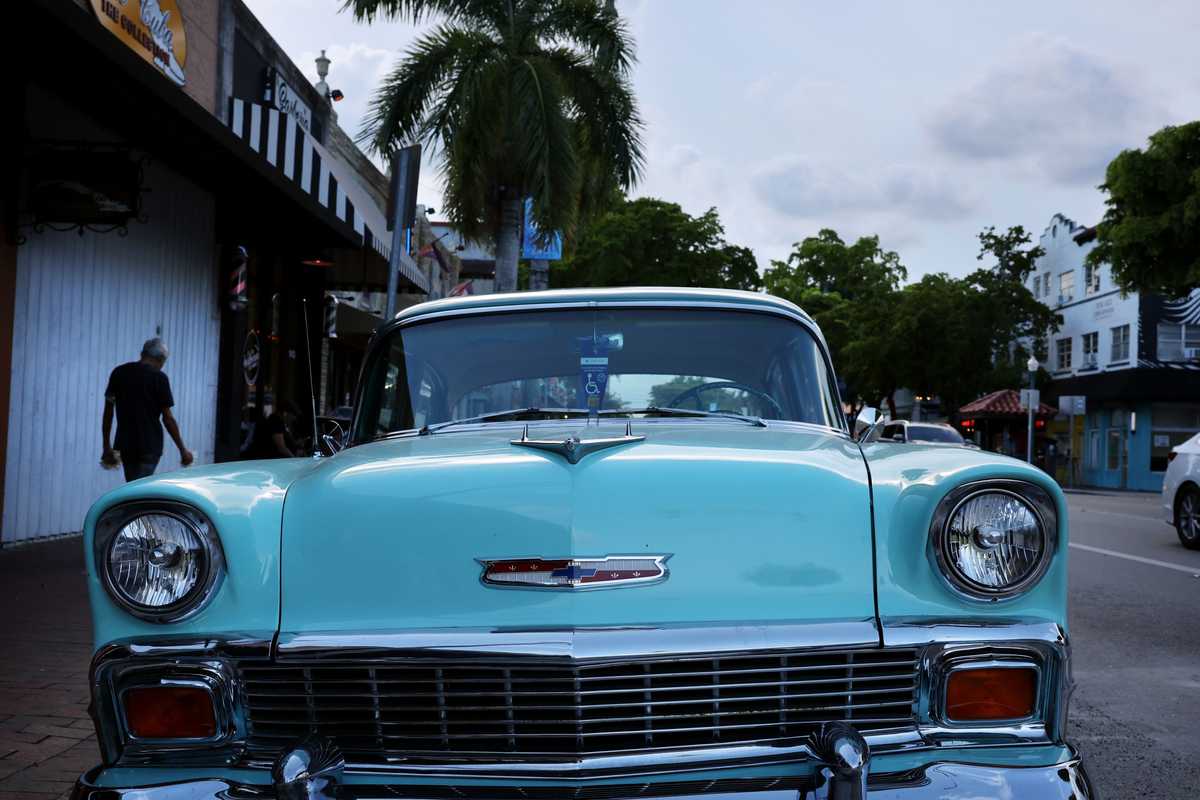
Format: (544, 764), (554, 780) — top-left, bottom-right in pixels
(945, 667), (1037, 721)
(123, 685), (217, 739)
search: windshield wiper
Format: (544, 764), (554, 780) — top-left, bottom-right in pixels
(417, 407), (589, 436)
(600, 406), (767, 428)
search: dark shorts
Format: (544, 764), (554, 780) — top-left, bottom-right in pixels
(122, 454), (161, 483)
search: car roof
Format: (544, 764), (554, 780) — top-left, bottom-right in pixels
(392, 287), (816, 327)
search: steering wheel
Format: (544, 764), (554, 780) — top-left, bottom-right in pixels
(665, 381), (784, 418)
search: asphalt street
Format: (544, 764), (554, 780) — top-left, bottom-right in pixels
(1065, 490), (1200, 798)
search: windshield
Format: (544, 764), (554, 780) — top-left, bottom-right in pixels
(353, 307), (842, 440)
(906, 424), (965, 444)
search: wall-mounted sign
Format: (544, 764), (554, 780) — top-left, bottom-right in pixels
(243, 330), (260, 387)
(274, 75), (313, 133)
(522, 198), (563, 260)
(90, 0), (187, 86)
(28, 149), (145, 234)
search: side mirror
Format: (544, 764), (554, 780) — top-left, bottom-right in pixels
(854, 407), (879, 441)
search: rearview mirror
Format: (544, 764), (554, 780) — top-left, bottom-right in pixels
(854, 407), (879, 441)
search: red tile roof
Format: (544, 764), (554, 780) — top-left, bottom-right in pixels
(959, 389), (1057, 419)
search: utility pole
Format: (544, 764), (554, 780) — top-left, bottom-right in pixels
(1026, 355), (1038, 464)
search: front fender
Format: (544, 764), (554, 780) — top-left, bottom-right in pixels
(82, 459), (319, 650)
(862, 444), (1069, 637)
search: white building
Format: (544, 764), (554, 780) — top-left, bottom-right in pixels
(1027, 214), (1200, 491)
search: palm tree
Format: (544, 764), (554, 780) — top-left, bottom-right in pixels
(344, 0), (644, 293)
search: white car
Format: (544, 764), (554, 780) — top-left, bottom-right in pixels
(879, 419), (967, 446)
(1162, 432), (1200, 549)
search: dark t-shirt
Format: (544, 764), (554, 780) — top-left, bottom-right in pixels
(105, 362), (174, 458)
(248, 412), (295, 459)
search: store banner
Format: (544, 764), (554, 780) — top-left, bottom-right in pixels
(90, 0), (187, 86)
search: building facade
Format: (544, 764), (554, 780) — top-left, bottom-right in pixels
(1, 0), (423, 544)
(1028, 214), (1200, 491)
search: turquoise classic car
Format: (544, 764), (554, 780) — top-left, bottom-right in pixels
(75, 288), (1093, 799)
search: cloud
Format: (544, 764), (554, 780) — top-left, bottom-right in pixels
(751, 158), (978, 222)
(929, 33), (1167, 185)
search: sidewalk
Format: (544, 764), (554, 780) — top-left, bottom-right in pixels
(0, 537), (95, 799)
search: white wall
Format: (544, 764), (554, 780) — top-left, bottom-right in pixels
(1029, 214), (1140, 376)
(2, 158), (220, 544)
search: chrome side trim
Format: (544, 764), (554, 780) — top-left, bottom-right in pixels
(274, 621), (882, 661)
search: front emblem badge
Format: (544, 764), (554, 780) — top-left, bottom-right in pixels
(479, 555), (670, 589)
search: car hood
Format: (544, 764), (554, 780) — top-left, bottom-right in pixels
(277, 421), (878, 638)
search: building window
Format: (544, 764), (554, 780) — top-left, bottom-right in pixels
(1033, 275), (1041, 297)
(1084, 263), (1101, 295)
(1082, 332), (1098, 366)
(1157, 322), (1200, 361)
(1111, 324), (1130, 362)
(1043, 272), (1051, 297)
(1058, 271), (1075, 303)
(1056, 337), (1072, 371)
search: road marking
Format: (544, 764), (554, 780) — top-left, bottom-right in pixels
(1073, 507), (1163, 524)
(1069, 542), (1200, 575)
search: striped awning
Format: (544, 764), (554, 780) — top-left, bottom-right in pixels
(227, 98), (428, 293)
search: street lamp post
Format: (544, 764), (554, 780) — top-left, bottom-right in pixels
(1026, 355), (1038, 464)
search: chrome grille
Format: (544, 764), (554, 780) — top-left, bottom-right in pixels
(239, 648), (919, 761)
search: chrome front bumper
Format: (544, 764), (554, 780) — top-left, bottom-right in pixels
(73, 742), (1094, 800)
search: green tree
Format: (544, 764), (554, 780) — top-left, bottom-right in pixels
(553, 197), (761, 289)
(1087, 121), (1200, 296)
(346, 0), (645, 293)
(763, 230), (907, 414)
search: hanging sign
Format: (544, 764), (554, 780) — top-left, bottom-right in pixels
(243, 331), (261, 387)
(577, 338), (610, 415)
(90, 0), (188, 86)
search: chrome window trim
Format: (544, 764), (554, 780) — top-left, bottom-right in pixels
(927, 480), (1058, 602)
(350, 299), (849, 445)
(93, 501), (226, 623)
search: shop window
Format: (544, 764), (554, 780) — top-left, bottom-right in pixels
(1149, 404), (1200, 472)
(1088, 430), (1100, 468)
(1056, 337), (1072, 371)
(1059, 271), (1075, 303)
(1110, 324), (1130, 362)
(1084, 263), (1101, 295)
(1081, 332), (1098, 367)
(1106, 429), (1121, 470)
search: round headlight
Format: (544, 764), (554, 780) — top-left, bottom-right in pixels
(933, 485), (1054, 599)
(96, 505), (223, 622)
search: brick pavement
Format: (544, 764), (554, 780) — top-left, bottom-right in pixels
(0, 537), (95, 799)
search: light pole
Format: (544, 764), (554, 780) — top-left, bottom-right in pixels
(1026, 355), (1038, 464)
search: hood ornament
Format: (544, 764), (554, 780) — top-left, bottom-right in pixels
(511, 422), (644, 464)
(479, 555), (671, 589)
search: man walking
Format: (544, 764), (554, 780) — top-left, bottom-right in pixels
(101, 338), (194, 482)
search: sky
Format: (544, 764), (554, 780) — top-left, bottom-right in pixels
(242, 0), (1200, 279)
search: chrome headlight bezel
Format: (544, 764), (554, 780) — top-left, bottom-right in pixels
(929, 480), (1058, 601)
(94, 502), (225, 623)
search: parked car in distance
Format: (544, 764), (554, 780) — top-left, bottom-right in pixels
(76, 288), (1091, 799)
(880, 419), (967, 446)
(1162, 432), (1200, 549)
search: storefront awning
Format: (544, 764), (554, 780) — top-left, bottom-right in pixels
(22, 0), (428, 294)
(227, 99), (428, 294)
